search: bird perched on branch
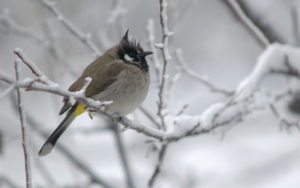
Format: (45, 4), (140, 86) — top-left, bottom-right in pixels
(39, 30), (152, 156)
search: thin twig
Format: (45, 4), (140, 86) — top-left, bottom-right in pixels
(39, 0), (101, 57)
(291, 5), (300, 47)
(110, 121), (136, 188)
(15, 60), (32, 188)
(14, 48), (56, 85)
(139, 106), (161, 129)
(0, 84), (15, 100)
(0, 176), (18, 188)
(148, 144), (168, 188)
(175, 49), (233, 96)
(31, 141), (56, 185)
(0, 9), (46, 45)
(223, 0), (270, 47)
(146, 19), (161, 85)
(8, 94), (115, 188)
(157, 0), (172, 131)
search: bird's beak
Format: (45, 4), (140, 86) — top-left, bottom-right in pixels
(141, 51), (153, 57)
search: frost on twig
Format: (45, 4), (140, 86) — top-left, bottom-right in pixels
(156, 0), (173, 131)
(236, 43), (300, 100)
(146, 19), (161, 85)
(14, 60), (32, 188)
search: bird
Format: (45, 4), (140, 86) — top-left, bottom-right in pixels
(39, 30), (152, 156)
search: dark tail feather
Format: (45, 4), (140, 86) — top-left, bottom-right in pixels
(39, 110), (76, 156)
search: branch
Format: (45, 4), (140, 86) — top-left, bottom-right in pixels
(223, 0), (271, 47)
(0, 176), (18, 188)
(110, 122), (136, 188)
(146, 19), (161, 85)
(175, 49), (233, 96)
(14, 48), (56, 85)
(8, 94), (115, 188)
(15, 60), (32, 188)
(38, 0), (101, 57)
(148, 144), (168, 188)
(2, 44), (298, 148)
(291, 5), (300, 47)
(156, 0), (173, 131)
(0, 84), (15, 100)
(139, 106), (161, 129)
(0, 9), (46, 45)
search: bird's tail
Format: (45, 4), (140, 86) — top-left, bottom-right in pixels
(38, 103), (86, 156)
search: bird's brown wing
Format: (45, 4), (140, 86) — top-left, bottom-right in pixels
(59, 58), (126, 115)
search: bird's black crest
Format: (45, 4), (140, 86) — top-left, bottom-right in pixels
(117, 31), (150, 72)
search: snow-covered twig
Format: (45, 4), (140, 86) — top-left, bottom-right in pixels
(156, 0), (173, 131)
(2, 44), (298, 145)
(148, 144), (168, 188)
(14, 48), (56, 85)
(146, 19), (161, 85)
(236, 44), (300, 100)
(223, 0), (270, 47)
(175, 49), (233, 96)
(14, 60), (32, 188)
(77, 77), (92, 96)
(39, 0), (101, 57)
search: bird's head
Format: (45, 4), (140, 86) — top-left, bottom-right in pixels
(116, 30), (153, 72)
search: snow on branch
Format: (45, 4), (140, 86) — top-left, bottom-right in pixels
(156, 0), (173, 131)
(14, 48), (57, 85)
(236, 43), (300, 100)
(1, 44), (299, 145)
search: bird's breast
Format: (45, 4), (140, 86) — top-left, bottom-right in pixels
(91, 68), (150, 116)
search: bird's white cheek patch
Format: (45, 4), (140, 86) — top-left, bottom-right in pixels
(124, 54), (134, 62)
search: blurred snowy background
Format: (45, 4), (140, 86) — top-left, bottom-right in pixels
(0, 0), (300, 188)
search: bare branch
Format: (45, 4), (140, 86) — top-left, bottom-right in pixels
(0, 9), (46, 45)
(38, 0), (101, 57)
(0, 84), (15, 100)
(110, 121), (136, 188)
(14, 48), (56, 85)
(15, 60), (32, 188)
(148, 144), (168, 188)
(0, 176), (18, 188)
(291, 5), (300, 47)
(223, 0), (271, 47)
(139, 106), (161, 129)
(8, 94), (115, 188)
(175, 49), (233, 96)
